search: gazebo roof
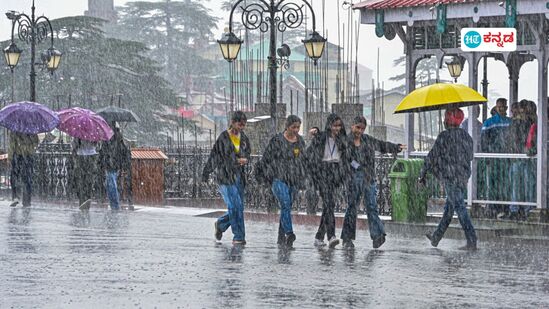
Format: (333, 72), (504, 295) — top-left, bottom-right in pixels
(354, 0), (491, 10)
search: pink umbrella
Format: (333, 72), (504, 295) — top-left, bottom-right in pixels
(57, 107), (113, 142)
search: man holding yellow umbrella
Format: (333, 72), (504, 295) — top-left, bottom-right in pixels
(395, 83), (486, 250)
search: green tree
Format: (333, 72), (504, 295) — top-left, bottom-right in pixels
(0, 16), (187, 145)
(389, 55), (450, 92)
(111, 0), (219, 90)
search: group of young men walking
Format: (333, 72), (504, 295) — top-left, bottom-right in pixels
(203, 108), (477, 250)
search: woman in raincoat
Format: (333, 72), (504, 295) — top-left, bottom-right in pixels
(256, 115), (307, 248)
(202, 111), (251, 245)
(306, 113), (349, 248)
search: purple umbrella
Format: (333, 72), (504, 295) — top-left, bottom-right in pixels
(57, 107), (113, 142)
(0, 101), (60, 134)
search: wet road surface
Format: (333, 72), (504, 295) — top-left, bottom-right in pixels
(1, 204), (548, 308)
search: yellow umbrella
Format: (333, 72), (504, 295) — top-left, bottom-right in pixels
(394, 83), (487, 114)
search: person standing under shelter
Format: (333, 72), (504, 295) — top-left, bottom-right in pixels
(256, 115), (307, 248)
(481, 98), (512, 218)
(99, 125), (130, 210)
(507, 100), (533, 219)
(419, 108), (477, 250)
(9, 132), (39, 207)
(202, 111), (251, 245)
(340, 116), (405, 249)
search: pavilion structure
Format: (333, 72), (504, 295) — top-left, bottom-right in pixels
(354, 0), (548, 216)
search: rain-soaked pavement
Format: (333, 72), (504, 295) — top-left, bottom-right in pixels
(1, 203), (548, 308)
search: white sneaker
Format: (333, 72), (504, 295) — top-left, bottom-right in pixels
(314, 239), (326, 247)
(9, 199), (19, 207)
(328, 237), (340, 248)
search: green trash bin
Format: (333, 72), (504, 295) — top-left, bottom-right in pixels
(389, 159), (429, 222)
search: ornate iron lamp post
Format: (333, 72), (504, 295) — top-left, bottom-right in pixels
(219, 0), (326, 131)
(3, 0), (62, 102)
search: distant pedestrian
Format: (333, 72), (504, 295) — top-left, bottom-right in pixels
(481, 98), (512, 218)
(202, 111), (251, 245)
(507, 100), (533, 219)
(99, 125), (130, 210)
(8, 132), (39, 207)
(420, 108), (477, 250)
(257, 115), (307, 248)
(340, 116), (405, 249)
(306, 113), (348, 248)
(72, 138), (98, 210)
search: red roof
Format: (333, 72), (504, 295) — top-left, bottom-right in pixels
(131, 148), (168, 160)
(354, 0), (484, 10)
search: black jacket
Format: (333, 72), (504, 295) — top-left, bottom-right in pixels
(305, 114), (349, 187)
(202, 130), (251, 186)
(506, 119), (531, 154)
(256, 132), (307, 187)
(99, 131), (130, 172)
(420, 128), (473, 186)
(347, 134), (401, 182)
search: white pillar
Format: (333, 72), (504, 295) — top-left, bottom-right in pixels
(466, 53), (479, 207)
(536, 52), (548, 209)
(404, 31), (416, 158)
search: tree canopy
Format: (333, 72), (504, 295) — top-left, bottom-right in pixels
(111, 0), (220, 90)
(0, 16), (185, 145)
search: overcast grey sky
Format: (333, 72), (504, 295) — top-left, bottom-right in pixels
(0, 0), (540, 104)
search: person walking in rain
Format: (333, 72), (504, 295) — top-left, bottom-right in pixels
(72, 138), (98, 210)
(202, 111), (251, 245)
(340, 116), (405, 249)
(8, 132), (39, 207)
(306, 113), (348, 248)
(99, 124), (130, 210)
(419, 108), (477, 250)
(256, 115), (307, 248)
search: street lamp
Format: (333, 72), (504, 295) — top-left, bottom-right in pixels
(446, 56), (463, 83)
(4, 0), (62, 102)
(302, 31), (327, 65)
(220, 0), (326, 132)
(217, 32), (243, 62)
(3, 42), (22, 71)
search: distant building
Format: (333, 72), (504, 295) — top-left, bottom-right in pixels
(85, 0), (117, 23)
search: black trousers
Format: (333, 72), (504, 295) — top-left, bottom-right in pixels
(74, 155), (97, 205)
(315, 162), (344, 241)
(11, 154), (33, 206)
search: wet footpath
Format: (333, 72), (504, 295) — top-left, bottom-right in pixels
(1, 202), (548, 308)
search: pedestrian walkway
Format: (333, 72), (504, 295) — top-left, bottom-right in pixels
(2, 201), (548, 307)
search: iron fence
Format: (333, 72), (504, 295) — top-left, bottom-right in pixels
(1, 143), (398, 215)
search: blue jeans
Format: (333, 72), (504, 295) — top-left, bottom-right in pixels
(510, 160), (535, 213)
(106, 171), (120, 210)
(217, 176), (245, 241)
(341, 170), (385, 241)
(433, 182), (477, 246)
(272, 179), (295, 236)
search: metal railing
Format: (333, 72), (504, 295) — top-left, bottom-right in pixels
(1, 143), (397, 215)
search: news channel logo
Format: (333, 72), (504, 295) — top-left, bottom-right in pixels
(460, 28), (516, 52)
(463, 30), (482, 49)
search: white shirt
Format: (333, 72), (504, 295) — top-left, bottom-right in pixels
(73, 140), (97, 156)
(322, 137), (341, 162)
